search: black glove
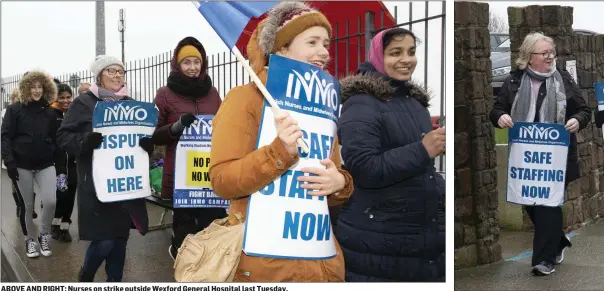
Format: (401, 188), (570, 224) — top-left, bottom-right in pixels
(139, 137), (154, 155)
(180, 113), (197, 127)
(7, 164), (19, 181)
(170, 113), (198, 135)
(82, 132), (104, 154)
(596, 111), (604, 128)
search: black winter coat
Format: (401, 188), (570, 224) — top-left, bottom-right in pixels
(335, 62), (445, 282)
(56, 92), (148, 241)
(1, 99), (60, 170)
(489, 66), (591, 184)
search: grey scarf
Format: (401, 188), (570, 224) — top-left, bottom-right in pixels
(510, 64), (567, 124)
(89, 83), (128, 102)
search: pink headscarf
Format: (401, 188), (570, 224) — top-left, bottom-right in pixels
(368, 28), (393, 75)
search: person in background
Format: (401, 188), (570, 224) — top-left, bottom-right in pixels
(78, 82), (91, 96)
(596, 109), (604, 128)
(57, 55), (153, 282)
(489, 32), (591, 276)
(336, 28), (445, 282)
(1, 71), (59, 258)
(50, 83), (77, 242)
(151, 36), (225, 260)
(210, 2), (354, 282)
(3, 88), (39, 220)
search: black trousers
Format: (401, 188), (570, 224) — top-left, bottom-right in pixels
(54, 184), (77, 224)
(171, 207), (227, 249)
(524, 205), (568, 266)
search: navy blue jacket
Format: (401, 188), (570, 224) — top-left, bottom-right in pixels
(335, 62), (445, 282)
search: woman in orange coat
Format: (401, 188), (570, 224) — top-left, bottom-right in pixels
(209, 2), (353, 282)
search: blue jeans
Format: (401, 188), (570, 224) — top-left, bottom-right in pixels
(79, 239), (127, 282)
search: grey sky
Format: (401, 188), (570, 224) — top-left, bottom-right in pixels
(489, 1), (604, 34)
(1, 1), (444, 115)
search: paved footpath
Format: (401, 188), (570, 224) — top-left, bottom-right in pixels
(1, 169), (176, 282)
(455, 219), (604, 290)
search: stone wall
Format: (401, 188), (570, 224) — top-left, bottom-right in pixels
(454, 1), (502, 269)
(507, 5), (604, 232)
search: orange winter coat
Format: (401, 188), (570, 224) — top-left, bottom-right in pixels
(209, 68), (354, 282)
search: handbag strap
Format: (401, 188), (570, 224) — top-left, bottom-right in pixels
(227, 212), (244, 226)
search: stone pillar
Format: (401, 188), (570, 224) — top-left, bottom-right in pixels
(507, 5), (604, 231)
(454, 1), (502, 269)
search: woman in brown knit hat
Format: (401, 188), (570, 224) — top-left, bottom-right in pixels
(209, 2), (353, 282)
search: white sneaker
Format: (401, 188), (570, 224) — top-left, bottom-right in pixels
(555, 234), (572, 264)
(25, 238), (39, 258)
(38, 234), (52, 256)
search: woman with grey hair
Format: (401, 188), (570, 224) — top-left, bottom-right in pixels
(57, 55), (154, 281)
(489, 32), (591, 276)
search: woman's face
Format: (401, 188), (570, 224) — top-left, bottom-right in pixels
(180, 57), (202, 78)
(383, 35), (417, 81)
(57, 91), (73, 110)
(30, 81), (43, 101)
(529, 39), (555, 73)
(99, 65), (125, 92)
(276, 26), (330, 70)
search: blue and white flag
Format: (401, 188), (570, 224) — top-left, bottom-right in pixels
(92, 101), (158, 202)
(243, 55), (340, 260)
(506, 122), (570, 207)
(173, 115), (229, 208)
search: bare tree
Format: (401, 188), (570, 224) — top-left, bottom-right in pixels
(489, 11), (509, 33)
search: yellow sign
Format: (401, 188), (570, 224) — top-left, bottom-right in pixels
(185, 151), (211, 188)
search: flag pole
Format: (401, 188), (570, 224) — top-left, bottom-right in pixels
(192, 1), (309, 153)
(231, 46), (309, 154)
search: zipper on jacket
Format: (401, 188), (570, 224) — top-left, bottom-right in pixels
(193, 101), (199, 115)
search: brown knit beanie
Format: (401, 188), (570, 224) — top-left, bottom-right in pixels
(247, 2), (332, 74)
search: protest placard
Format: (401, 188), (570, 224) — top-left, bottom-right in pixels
(173, 114), (229, 208)
(506, 122), (569, 207)
(594, 82), (604, 136)
(242, 55), (339, 260)
(92, 101), (158, 202)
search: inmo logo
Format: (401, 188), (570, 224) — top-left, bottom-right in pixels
(104, 103), (147, 122)
(285, 69), (338, 111)
(185, 117), (212, 136)
(519, 125), (560, 141)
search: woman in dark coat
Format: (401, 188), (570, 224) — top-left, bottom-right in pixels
(151, 36), (226, 260)
(1, 71), (59, 259)
(50, 83), (77, 242)
(57, 55), (154, 282)
(336, 28), (446, 282)
(489, 32), (590, 276)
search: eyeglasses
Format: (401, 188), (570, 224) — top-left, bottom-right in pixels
(105, 68), (126, 76)
(532, 51), (556, 58)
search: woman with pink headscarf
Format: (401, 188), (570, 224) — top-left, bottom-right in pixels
(335, 28), (445, 282)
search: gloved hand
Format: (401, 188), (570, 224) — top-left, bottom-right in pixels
(82, 132), (104, 154)
(56, 174), (68, 192)
(7, 164), (19, 181)
(596, 111), (604, 128)
(139, 137), (154, 155)
(170, 113), (197, 135)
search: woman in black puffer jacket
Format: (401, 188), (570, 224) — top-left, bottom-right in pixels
(336, 28), (445, 282)
(1, 71), (59, 258)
